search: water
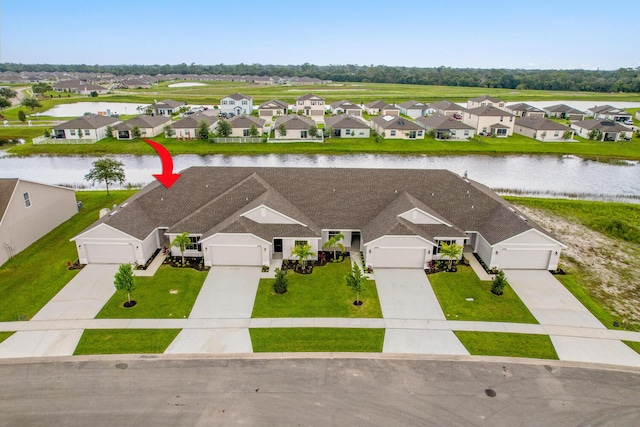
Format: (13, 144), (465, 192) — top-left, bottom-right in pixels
(0, 153), (638, 202)
(34, 102), (150, 117)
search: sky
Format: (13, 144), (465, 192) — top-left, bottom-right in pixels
(1, 0), (639, 70)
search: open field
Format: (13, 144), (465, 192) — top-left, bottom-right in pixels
(250, 328), (385, 352)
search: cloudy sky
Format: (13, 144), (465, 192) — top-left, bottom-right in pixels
(1, 0), (638, 70)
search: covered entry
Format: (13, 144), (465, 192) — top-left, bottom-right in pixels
(209, 245), (262, 266)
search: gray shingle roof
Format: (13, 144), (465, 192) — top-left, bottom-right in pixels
(0, 179), (18, 221)
(113, 115), (171, 131)
(152, 99), (184, 109)
(370, 115), (423, 131)
(398, 100), (429, 109)
(330, 100), (361, 110)
(53, 114), (120, 130)
(324, 115), (369, 129)
(228, 115), (265, 129)
(416, 114), (475, 130)
(543, 104), (585, 114)
(273, 114), (316, 130)
(466, 106), (514, 117)
(572, 119), (630, 132)
(295, 93), (325, 102)
(258, 99), (288, 110)
(429, 100), (462, 111)
(587, 105), (631, 116)
(515, 116), (570, 131)
(507, 103), (544, 113)
(365, 100), (391, 109)
(224, 92), (252, 101)
(469, 95), (503, 103)
(171, 113), (218, 129)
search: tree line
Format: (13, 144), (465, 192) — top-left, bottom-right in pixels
(2, 63), (640, 93)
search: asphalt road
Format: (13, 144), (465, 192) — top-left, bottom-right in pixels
(0, 356), (639, 426)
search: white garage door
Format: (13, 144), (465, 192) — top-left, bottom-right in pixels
(499, 249), (551, 270)
(372, 247), (426, 268)
(86, 244), (136, 264)
(210, 245), (262, 266)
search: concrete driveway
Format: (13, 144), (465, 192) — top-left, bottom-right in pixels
(374, 269), (445, 320)
(164, 329), (252, 354)
(0, 330), (84, 358)
(504, 270), (604, 329)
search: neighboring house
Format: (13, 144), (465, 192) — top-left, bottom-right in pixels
(329, 100), (363, 117)
(467, 95), (505, 110)
(73, 167), (564, 271)
(462, 106), (515, 137)
(636, 111), (640, 121)
(294, 93), (326, 119)
(219, 92), (253, 115)
(1, 179), (77, 266)
(416, 114), (475, 140)
(228, 115), (266, 137)
(52, 114), (121, 140)
(52, 79), (108, 94)
(587, 105), (632, 123)
(364, 100), (400, 116)
(257, 99), (289, 118)
(370, 115), (424, 139)
(514, 117), (573, 141)
(272, 114), (318, 140)
(570, 119), (633, 141)
(76, 84), (109, 95)
(324, 115), (370, 138)
(543, 104), (586, 121)
(170, 111), (218, 139)
(152, 99), (184, 116)
(397, 100), (432, 118)
(120, 78), (151, 89)
(506, 103), (545, 118)
(112, 115), (172, 140)
(428, 100), (464, 117)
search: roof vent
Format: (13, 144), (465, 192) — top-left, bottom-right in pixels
(431, 192), (434, 197)
(394, 189), (397, 193)
(471, 205), (474, 209)
(161, 197), (164, 201)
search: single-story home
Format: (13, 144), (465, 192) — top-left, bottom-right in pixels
(370, 115), (424, 139)
(53, 79), (108, 94)
(257, 99), (289, 118)
(329, 100), (363, 116)
(428, 100), (464, 117)
(152, 99), (184, 116)
(219, 92), (253, 115)
(462, 106), (514, 137)
(170, 111), (218, 139)
(543, 104), (586, 121)
(1, 179), (77, 266)
(416, 114), (475, 140)
(228, 115), (266, 137)
(294, 93), (326, 119)
(72, 167), (564, 271)
(514, 117), (573, 141)
(52, 114), (121, 140)
(506, 103), (545, 118)
(364, 100), (400, 116)
(272, 114), (319, 139)
(113, 115), (172, 140)
(120, 78), (152, 89)
(570, 119), (633, 142)
(397, 100), (432, 118)
(467, 95), (505, 110)
(587, 105), (632, 123)
(324, 115), (370, 138)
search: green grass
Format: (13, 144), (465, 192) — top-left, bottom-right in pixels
(0, 332), (15, 343)
(73, 329), (180, 355)
(624, 341), (640, 354)
(0, 190), (135, 322)
(429, 266), (537, 323)
(252, 260), (382, 318)
(250, 328), (385, 352)
(95, 265), (206, 319)
(454, 331), (559, 359)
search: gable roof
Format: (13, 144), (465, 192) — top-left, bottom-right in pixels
(171, 112), (218, 129)
(53, 114), (120, 130)
(296, 93), (325, 102)
(469, 95), (503, 103)
(371, 115), (423, 131)
(324, 114), (369, 129)
(515, 116), (570, 131)
(506, 103), (544, 113)
(572, 119), (630, 132)
(113, 115), (171, 131)
(330, 100), (362, 110)
(258, 99), (288, 110)
(416, 114), (475, 130)
(152, 99), (184, 109)
(398, 100), (429, 109)
(429, 100), (463, 111)
(228, 115), (266, 129)
(223, 92), (252, 101)
(543, 104), (585, 114)
(273, 114), (316, 130)
(587, 105), (631, 116)
(466, 106), (514, 117)
(0, 179), (18, 222)
(365, 100), (392, 109)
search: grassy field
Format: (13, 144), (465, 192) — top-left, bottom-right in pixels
(252, 260), (382, 318)
(429, 266), (537, 323)
(250, 328), (385, 352)
(95, 265), (206, 319)
(73, 329), (181, 355)
(0, 190), (135, 322)
(454, 331), (558, 359)
(0, 332), (14, 344)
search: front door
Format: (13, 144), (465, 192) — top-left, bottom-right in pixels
(274, 239), (283, 253)
(351, 232), (361, 250)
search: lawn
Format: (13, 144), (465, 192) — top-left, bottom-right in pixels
(454, 331), (558, 359)
(429, 266), (537, 323)
(624, 341), (640, 354)
(0, 332), (14, 344)
(0, 190), (135, 322)
(250, 328), (385, 352)
(252, 260), (382, 318)
(73, 329), (181, 355)
(95, 265), (206, 319)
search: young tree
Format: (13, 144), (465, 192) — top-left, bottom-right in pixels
(323, 232), (345, 261)
(277, 123), (287, 137)
(248, 123), (260, 137)
(171, 232), (191, 266)
(84, 157), (126, 195)
(291, 242), (315, 271)
(18, 110), (26, 123)
(491, 270), (507, 296)
(90, 91), (99, 98)
(0, 97), (10, 115)
(272, 268), (288, 294)
(345, 263), (367, 306)
(76, 128), (83, 139)
(105, 124), (114, 138)
(0, 88), (17, 99)
(216, 118), (231, 137)
(131, 125), (142, 139)
(323, 125), (334, 138)
(21, 98), (42, 111)
(114, 263), (137, 307)
(43, 129), (51, 137)
(439, 242), (463, 271)
(562, 130), (572, 140)
(163, 124), (175, 137)
(308, 125), (319, 138)
(197, 119), (210, 139)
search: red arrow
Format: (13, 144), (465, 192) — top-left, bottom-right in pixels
(143, 139), (181, 188)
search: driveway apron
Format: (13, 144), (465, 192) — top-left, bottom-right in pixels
(374, 269), (445, 320)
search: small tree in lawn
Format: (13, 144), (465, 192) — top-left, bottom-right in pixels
(131, 125), (142, 139)
(163, 124), (175, 137)
(277, 123), (287, 137)
(248, 123), (260, 137)
(84, 157), (125, 195)
(272, 268), (288, 294)
(308, 125), (319, 138)
(439, 242), (463, 271)
(323, 125), (334, 138)
(323, 232), (345, 261)
(43, 129), (51, 137)
(171, 232), (191, 266)
(491, 270), (507, 296)
(563, 130), (572, 140)
(21, 97), (41, 111)
(105, 124), (114, 138)
(0, 88), (17, 99)
(114, 263), (137, 307)
(18, 110), (27, 123)
(291, 242), (315, 272)
(197, 119), (210, 139)
(345, 263), (367, 306)
(216, 118), (232, 137)
(0, 97), (10, 116)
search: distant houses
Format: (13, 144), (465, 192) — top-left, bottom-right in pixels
(52, 114), (120, 140)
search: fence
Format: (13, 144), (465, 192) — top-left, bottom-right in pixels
(266, 136), (324, 143)
(32, 136), (97, 145)
(213, 137), (263, 143)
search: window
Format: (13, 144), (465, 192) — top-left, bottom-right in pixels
(84, 129), (90, 136)
(141, 129), (147, 135)
(294, 240), (308, 247)
(554, 131), (559, 137)
(242, 100), (247, 105)
(345, 129), (351, 135)
(499, 103), (505, 108)
(482, 127), (487, 133)
(496, 128), (507, 136)
(418, 130), (423, 136)
(509, 117), (513, 122)
(23, 192), (31, 207)
(390, 130), (396, 136)
(185, 236), (201, 251)
(70, 130), (76, 136)
(311, 101), (316, 106)
(300, 130), (308, 138)
(435, 240), (453, 254)
(328, 231), (340, 239)
(500, 116), (504, 122)
(243, 129), (249, 136)
(464, 130), (469, 136)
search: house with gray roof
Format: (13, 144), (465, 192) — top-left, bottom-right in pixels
(514, 117), (573, 141)
(52, 114), (121, 140)
(113, 115), (172, 140)
(329, 100), (363, 117)
(294, 93), (325, 119)
(364, 100), (399, 116)
(152, 99), (184, 116)
(227, 115), (266, 137)
(170, 111), (218, 139)
(272, 115), (318, 140)
(467, 95), (505, 110)
(219, 92), (253, 115)
(257, 99), (289, 118)
(416, 114), (475, 140)
(370, 115), (424, 139)
(506, 103), (545, 118)
(397, 100), (433, 118)
(543, 104), (586, 121)
(570, 119), (633, 142)
(428, 101), (464, 117)
(324, 115), (370, 138)
(462, 106), (514, 137)
(586, 105), (632, 123)
(71, 167), (564, 271)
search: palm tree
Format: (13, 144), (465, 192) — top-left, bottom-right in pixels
(171, 232), (191, 266)
(323, 232), (345, 261)
(439, 242), (463, 271)
(291, 243), (315, 271)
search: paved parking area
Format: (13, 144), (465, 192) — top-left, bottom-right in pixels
(374, 269), (445, 320)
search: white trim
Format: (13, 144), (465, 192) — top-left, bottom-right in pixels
(496, 228), (566, 248)
(201, 232), (272, 246)
(398, 207), (451, 226)
(240, 204), (307, 226)
(70, 223), (143, 242)
(364, 234), (435, 247)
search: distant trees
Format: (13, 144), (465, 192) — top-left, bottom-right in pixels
(0, 88), (17, 99)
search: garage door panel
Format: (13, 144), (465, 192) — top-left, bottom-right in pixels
(499, 249), (551, 270)
(373, 248), (426, 268)
(210, 245), (262, 266)
(86, 244), (135, 264)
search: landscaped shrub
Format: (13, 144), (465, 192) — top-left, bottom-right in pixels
(491, 271), (507, 296)
(273, 268), (288, 294)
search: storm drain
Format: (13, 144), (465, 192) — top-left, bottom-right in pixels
(484, 388), (496, 397)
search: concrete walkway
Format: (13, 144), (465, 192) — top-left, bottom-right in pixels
(464, 250), (493, 281)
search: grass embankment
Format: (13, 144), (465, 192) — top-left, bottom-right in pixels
(73, 329), (181, 355)
(252, 260), (382, 318)
(95, 265), (206, 319)
(429, 266), (537, 323)
(250, 328), (385, 352)
(454, 332), (558, 359)
(0, 190), (135, 322)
